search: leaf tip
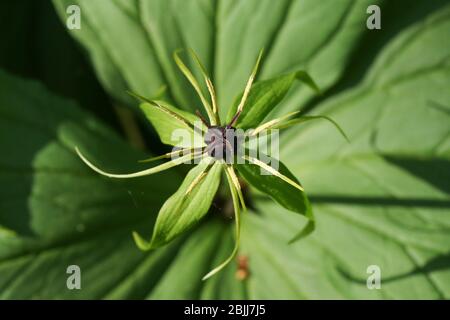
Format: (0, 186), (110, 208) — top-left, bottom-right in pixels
(253, 49), (264, 74)
(295, 71), (321, 94)
(201, 273), (212, 281)
(153, 85), (168, 100)
(257, 47), (265, 60)
(132, 231), (152, 251)
(126, 90), (140, 100)
(288, 220), (315, 244)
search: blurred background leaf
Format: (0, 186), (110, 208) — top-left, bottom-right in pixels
(0, 69), (184, 298)
(0, 0), (119, 128)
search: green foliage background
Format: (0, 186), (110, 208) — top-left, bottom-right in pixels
(0, 0), (449, 299)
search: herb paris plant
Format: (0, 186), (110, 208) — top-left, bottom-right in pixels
(75, 50), (348, 280)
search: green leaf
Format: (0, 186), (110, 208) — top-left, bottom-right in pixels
(199, 226), (247, 299)
(226, 70), (319, 129)
(133, 160), (222, 250)
(236, 156), (314, 241)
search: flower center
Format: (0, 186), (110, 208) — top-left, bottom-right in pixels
(204, 126), (242, 163)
